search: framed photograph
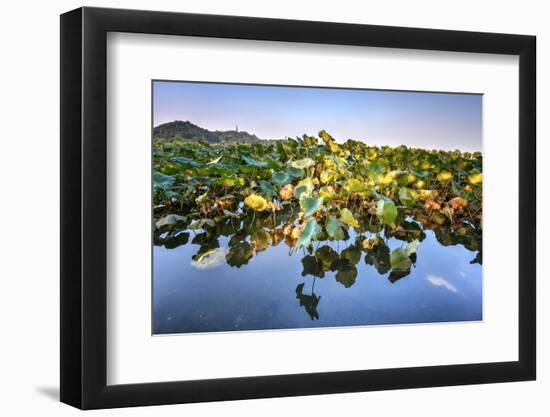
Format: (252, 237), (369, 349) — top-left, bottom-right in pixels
(60, 6), (536, 409)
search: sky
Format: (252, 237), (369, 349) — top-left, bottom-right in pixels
(153, 81), (482, 152)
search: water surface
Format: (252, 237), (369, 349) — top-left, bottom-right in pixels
(153, 223), (482, 334)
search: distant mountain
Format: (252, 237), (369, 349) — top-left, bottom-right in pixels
(153, 120), (263, 143)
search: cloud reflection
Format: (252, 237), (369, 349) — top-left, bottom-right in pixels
(426, 275), (457, 293)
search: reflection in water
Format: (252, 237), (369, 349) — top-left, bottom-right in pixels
(426, 275), (458, 293)
(296, 282), (321, 320)
(153, 203), (482, 333)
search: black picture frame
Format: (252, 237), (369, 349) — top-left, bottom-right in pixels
(60, 6), (536, 410)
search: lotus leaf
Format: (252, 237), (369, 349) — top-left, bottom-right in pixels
(290, 158), (315, 170)
(340, 208), (359, 228)
(271, 171), (292, 186)
(295, 218), (321, 250)
(294, 177), (314, 199)
(326, 216), (346, 240)
(300, 196), (324, 218)
(376, 198), (398, 226)
(244, 194), (268, 211)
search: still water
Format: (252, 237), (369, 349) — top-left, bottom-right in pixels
(153, 224), (482, 334)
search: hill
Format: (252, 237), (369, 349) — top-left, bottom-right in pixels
(153, 120), (262, 143)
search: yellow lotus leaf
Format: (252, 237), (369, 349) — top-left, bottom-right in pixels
(320, 169), (335, 184)
(436, 171), (453, 182)
(417, 189), (438, 201)
(468, 172), (483, 184)
(341, 208), (360, 228)
(319, 185), (336, 200)
(244, 194), (268, 211)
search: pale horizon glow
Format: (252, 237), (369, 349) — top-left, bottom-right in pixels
(153, 81), (482, 152)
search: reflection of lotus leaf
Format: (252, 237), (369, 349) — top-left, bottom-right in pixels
(163, 231), (190, 249)
(190, 247), (228, 270)
(301, 255), (325, 278)
(335, 261), (358, 288)
(364, 242), (391, 275)
(226, 241), (254, 268)
(251, 228), (271, 252)
(341, 244), (361, 265)
(316, 245), (339, 271)
(405, 240), (420, 257)
(390, 248), (412, 272)
(155, 214), (186, 229)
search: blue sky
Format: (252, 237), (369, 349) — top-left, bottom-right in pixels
(153, 81), (482, 151)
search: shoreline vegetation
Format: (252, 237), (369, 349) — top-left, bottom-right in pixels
(153, 122), (482, 283)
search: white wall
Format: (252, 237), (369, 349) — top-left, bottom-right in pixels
(0, 0), (545, 415)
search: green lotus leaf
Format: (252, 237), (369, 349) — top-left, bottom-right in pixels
(398, 187), (417, 207)
(294, 177), (314, 199)
(271, 171), (292, 186)
(259, 180), (277, 197)
(300, 196), (324, 218)
(241, 155), (268, 168)
(295, 218), (321, 250)
(170, 156), (201, 167)
(286, 165), (304, 178)
(326, 216), (346, 240)
(153, 171), (175, 190)
(376, 198), (398, 226)
(290, 158), (315, 170)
